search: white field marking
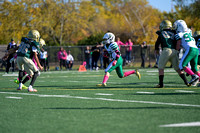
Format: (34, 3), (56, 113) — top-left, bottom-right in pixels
(1, 92), (200, 108)
(95, 93), (113, 96)
(147, 73), (157, 76)
(2, 73), (18, 76)
(59, 76), (69, 78)
(147, 69), (175, 73)
(175, 90), (195, 93)
(160, 122), (200, 127)
(64, 81), (79, 82)
(136, 91), (155, 94)
(37, 81), (45, 82)
(6, 96), (23, 99)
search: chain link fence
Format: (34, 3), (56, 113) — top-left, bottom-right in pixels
(0, 45), (158, 70)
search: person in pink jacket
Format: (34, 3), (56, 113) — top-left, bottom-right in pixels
(57, 47), (67, 70)
(125, 38), (133, 63)
(116, 37), (125, 49)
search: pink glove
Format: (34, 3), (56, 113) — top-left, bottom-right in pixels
(112, 60), (117, 66)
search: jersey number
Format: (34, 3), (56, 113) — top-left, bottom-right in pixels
(18, 42), (30, 54)
(183, 33), (194, 42)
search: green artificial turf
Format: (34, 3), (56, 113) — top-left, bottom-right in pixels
(0, 68), (200, 133)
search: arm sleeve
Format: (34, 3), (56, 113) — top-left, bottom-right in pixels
(155, 36), (161, 50)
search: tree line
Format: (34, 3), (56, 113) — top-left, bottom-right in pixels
(0, 0), (199, 46)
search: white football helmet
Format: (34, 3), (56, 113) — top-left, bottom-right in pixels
(102, 32), (115, 45)
(173, 20), (188, 33)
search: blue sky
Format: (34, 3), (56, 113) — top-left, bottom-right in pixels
(148, 0), (174, 12)
(148, 0), (193, 12)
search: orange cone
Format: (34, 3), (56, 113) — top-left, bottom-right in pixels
(78, 65), (87, 72)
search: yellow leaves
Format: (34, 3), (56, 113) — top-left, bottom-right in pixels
(1, 0), (187, 45)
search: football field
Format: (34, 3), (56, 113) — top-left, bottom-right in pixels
(0, 68), (200, 133)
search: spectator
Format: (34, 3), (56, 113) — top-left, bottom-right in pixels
(57, 47), (67, 70)
(5, 39), (17, 73)
(40, 48), (48, 71)
(116, 37), (125, 49)
(140, 41), (148, 68)
(66, 50), (74, 70)
(125, 38), (133, 64)
(91, 43), (100, 70)
(84, 46), (91, 70)
(103, 48), (110, 69)
(99, 42), (104, 69)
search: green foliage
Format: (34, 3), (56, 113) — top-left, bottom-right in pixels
(77, 32), (104, 46)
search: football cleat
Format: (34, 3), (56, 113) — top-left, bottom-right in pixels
(96, 83), (107, 87)
(186, 83), (191, 87)
(135, 70), (141, 80)
(155, 84), (164, 88)
(17, 87), (22, 91)
(189, 75), (199, 86)
(22, 84), (28, 89)
(28, 88), (37, 92)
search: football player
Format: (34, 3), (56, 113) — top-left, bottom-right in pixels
(14, 38), (46, 89)
(96, 32), (141, 87)
(16, 30), (43, 92)
(193, 31), (200, 67)
(155, 20), (189, 88)
(174, 20), (200, 86)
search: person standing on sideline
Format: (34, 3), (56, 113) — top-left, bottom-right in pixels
(155, 20), (189, 88)
(5, 39), (17, 73)
(125, 38), (133, 64)
(57, 47), (67, 70)
(84, 46), (91, 70)
(40, 48), (48, 72)
(66, 50), (74, 70)
(140, 41), (147, 68)
(116, 37), (125, 49)
(91, 43), (100, 70)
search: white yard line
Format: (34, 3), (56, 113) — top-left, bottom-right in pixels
(160, 122), (200, 127)
(1, 91), (200, 108)
(95, 93), (114, 96)
(136, 91), (155, 94)
(5, 96), (23, 99)
(175, 90), (195, 93)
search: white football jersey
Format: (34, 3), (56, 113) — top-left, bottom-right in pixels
(104, 42), (120, 60)
(175, 31), (197, 50)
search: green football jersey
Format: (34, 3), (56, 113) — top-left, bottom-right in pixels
(17, 37), (40, 59)
(155, 29), (176, 50)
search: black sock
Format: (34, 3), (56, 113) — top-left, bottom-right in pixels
(22, 75), (31, 84)
(30, 71), (39, 86)
(180, 73), (188, 85)
(19, 70), (24, 83)
(159, 75), (164, 86)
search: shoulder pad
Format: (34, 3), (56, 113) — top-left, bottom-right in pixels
(31, 41), (40, 49)
(156, 31), (161, 35)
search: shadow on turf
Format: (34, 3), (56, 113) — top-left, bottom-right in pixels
(44, 106), (199, 110)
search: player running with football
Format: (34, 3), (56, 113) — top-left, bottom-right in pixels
(16, 30), (43, 92)
(96, 32), (141, 87)
(155, 20), (189, 88)
(174, 20), (200, 86)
